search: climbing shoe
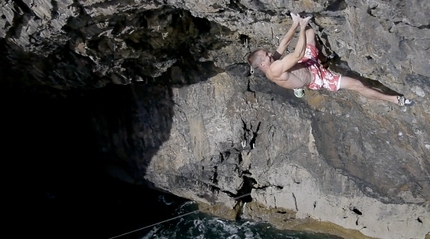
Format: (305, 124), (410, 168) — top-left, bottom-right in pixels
(294, 88), (305, 98)
(397, 95), (414, 106)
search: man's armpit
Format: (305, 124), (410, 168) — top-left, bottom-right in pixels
(272, 51), (282, 61)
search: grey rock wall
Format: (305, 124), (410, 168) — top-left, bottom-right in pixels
(1, 0), (429, 239)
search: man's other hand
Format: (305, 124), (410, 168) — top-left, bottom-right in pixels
(290, 12), (300, 24)
(299, 16), (312, 27)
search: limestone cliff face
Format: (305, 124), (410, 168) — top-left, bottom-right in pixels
(1, 1), (429, 239)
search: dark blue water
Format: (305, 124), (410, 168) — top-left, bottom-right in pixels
(96, 187), (340, 239)
(138, 199), (341, 239)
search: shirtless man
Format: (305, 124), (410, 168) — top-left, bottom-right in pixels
(247, 13), (413, 106)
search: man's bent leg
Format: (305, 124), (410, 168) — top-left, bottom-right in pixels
(304, 28), (332, 66)
(305, 28), (316, 46)
(340, 76), (399, 104)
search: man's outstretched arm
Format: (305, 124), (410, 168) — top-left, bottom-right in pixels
(273, 13), (300, 60)
(270, 16), (311, 76)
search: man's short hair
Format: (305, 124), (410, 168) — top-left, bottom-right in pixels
(247, 49), (264, 69)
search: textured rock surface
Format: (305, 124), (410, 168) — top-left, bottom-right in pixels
(1, 0), (429, 239)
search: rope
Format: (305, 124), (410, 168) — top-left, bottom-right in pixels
(108, 210), (198, 239)
(108, 192), (252, 239)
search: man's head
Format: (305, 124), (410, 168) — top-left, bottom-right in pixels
(247, 49), (273, 72)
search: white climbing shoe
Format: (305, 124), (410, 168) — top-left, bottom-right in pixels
(294, 88), (305, 98)
(397, 95), (414, 106)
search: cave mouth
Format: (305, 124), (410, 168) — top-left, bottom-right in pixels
(2, 84), (191, 238)
(0, 7), (233, 233)
(0, 3), (234, 203)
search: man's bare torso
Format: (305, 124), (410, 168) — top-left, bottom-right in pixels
(267, 63), (312, 89)
(290, 64), (312, 84)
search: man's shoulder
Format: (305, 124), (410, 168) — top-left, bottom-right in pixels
(269, 61), (288, 74)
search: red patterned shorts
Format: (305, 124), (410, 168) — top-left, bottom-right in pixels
(298, 44), (341, 92)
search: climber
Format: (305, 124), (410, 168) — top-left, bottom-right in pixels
(247, 13), (414, 106)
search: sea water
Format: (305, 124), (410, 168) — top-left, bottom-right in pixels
(30, 169), (340, 239)
(134, 196), (340, 239)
